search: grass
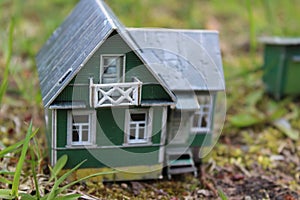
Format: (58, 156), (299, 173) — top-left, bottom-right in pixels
(0, 15), (14, 106)
(0, 123), (115, 199)
(1, 0), (300, 199)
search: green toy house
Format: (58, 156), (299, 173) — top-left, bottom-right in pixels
(260, 36), (300, 99)
(36, 0), (225, 181)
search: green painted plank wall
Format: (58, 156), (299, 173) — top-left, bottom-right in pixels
(55, 107), (164, 147)
(282, 46), (300, 94)
(96, 107), (126, 146)
(152, 107), (163, 144)
(262, 45), (284, 95)
(189, 133), (212, 147)
(57, 146), (160, 169)
(56, 109), (67, 147)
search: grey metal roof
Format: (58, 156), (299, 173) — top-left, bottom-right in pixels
(36, 0), (117, 107)
(36, 0), (176, 107)
(127, 28), (225, 91)
(36, 0), (224, 108)
(173, 91), (200, 110)
(259, 36), (300, 45)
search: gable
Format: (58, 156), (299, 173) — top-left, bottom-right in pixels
(36, 0), (176, 107)
(53, 32), (174, 105)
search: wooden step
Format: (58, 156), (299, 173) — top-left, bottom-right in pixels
(166, 147), (198, 179)
(166, 147), (192, 155)
(168, 159), (193, 166)
(168, 166), (197, 175)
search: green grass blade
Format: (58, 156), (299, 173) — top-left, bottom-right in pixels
(30, 147), (40, 199)
(53, 194), (82, 200)
(49, 155), (68, 182)
(57, 170), (116, 194)
(0, 189), (14, 199)
(0, 177), (12, 184)
(0, 171), (14, 176)
(47, 159), (87, 200)
(0, 140), (24, 158)
(19, 192), (37, 200)
(0, 129), (37, 158)
(218, 188), (228, 200)
(33, 137), (43, 173)
(11, 121), (34, 197)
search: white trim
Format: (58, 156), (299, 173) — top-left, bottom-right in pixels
(148, 107), (153, 141)
(160, 107), (168, 145)
(141, 102), (175, 107)
(67, 110), (96, 147)
(100, 54), (125, 84)
(55, 143), (162, 150)
(49, 102), (86, 110)
(124, 108), (153, 145)
(158, 146), (165, 163)
(159, 107), (167, 166)
(51, 109), (57, 166)
(191, 95), (213, 133)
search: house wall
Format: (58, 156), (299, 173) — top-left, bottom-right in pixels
(262, 45), (285, 97)
(281, 45), (300, 95)
(53, 106), (166, 169)
(54, 31), (172, 105)
(167, 92), (216, 148)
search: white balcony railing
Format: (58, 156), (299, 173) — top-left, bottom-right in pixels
(89, 78), (142, 108)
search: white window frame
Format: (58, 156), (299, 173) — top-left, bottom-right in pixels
(124, 109), (153, 145)
(100, 54), (125, 84)
(191, 95), (213, 133)
(67, 110), (96, 147)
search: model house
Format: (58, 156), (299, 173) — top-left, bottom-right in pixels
(36, 0), (225, 181)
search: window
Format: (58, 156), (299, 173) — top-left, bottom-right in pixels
(100, 55), (125, 84)
(191, 95), (213, 132)
(67, 110), (96, 146)
(125, 109), (152, 144)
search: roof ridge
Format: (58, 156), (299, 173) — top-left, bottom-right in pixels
(95, 0), (117, 29)
(127, 27), (219, 34)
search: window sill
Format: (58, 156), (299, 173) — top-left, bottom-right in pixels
(191, 129), (211, 134)
(122, 142), (153, 147)
(65, 144), (97, 149)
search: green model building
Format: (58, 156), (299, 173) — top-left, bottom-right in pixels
(260, 36), (300, 99)
(36, 0), (225, 181)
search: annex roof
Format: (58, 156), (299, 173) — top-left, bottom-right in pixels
(127, 28), (225, 92)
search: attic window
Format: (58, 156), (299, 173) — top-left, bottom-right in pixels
(59, 68), (72, 84)
(100, 55), (125, 84)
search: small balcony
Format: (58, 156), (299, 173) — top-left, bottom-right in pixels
(89, 77), (142, 108)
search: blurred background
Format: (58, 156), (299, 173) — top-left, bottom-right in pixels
(1, 0), (300, 198)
